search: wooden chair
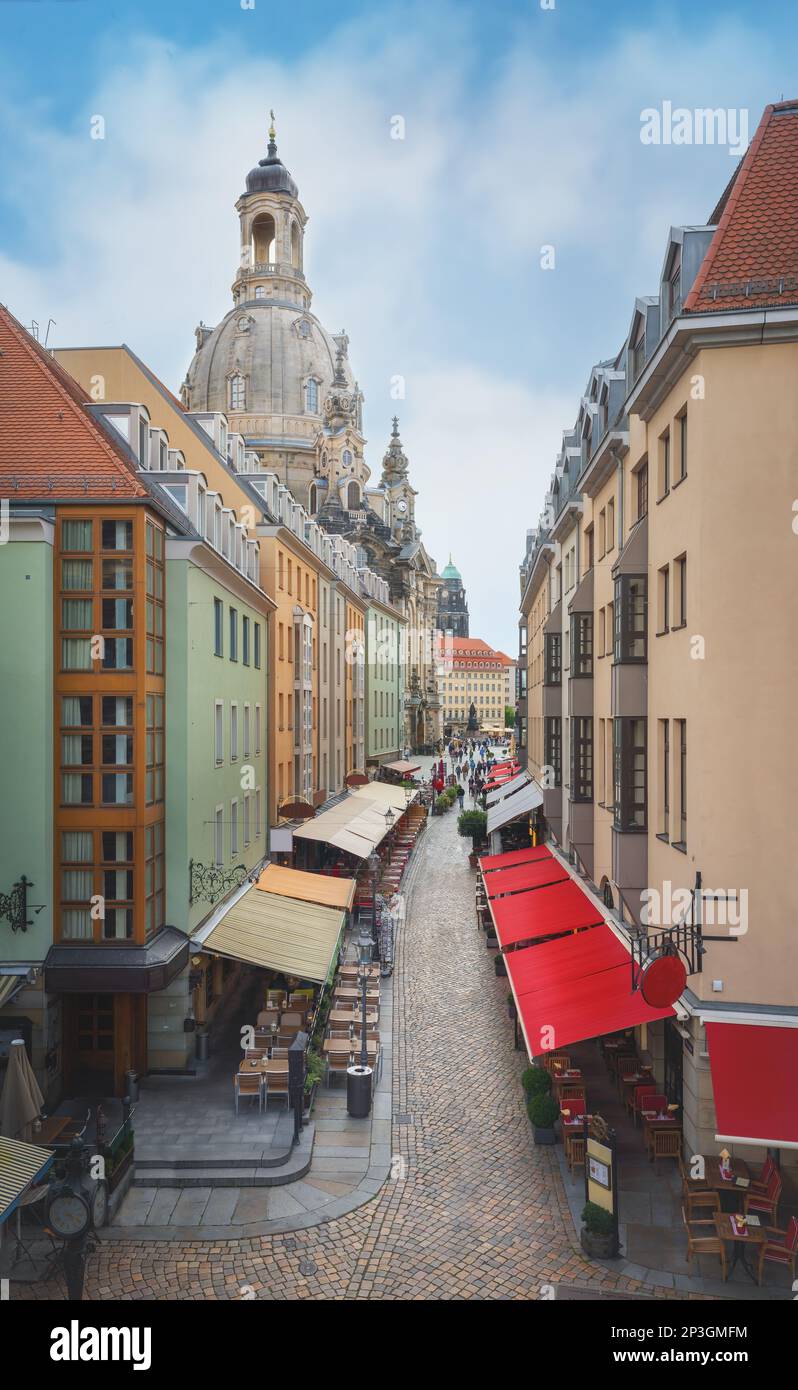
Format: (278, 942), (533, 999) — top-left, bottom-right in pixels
(682, 1208), (728, 1282)
(271, 1046), (288, 1059)
(559, 1084), (586, 1103)
(650, 1127), (682, 1170)
(757, 1216), (798, 1286)
(632, 1088), (665, 1126)
(744, 1168), (782, 1225)
(543, 1053), (570, 1075)
(566, 1133), (586, 1175)
(234, 1072), (263, 1114)
(266, 990), (286, 1008)
(244, 1048), (268, 1061)
(257, 1008), (280, 1029)
(326, 1051), (350, 1088)
(264, 1070), (289, 1109)
(684, 1189), (720, 1220)
(616, 1055), (640, 1094)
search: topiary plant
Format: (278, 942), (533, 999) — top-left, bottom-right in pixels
(522, 1065), (552, 1098)
(527, 1093), (559, 1128)
(581, 1201), (615, 1236)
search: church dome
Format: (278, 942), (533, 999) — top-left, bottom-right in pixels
(184, 303), (355, 422)
(441, 555), (461, 580)
(245, 153), (298, 199)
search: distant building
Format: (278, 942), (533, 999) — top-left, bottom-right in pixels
(436, 637), (514, 736)
(437, 556), (469, 637)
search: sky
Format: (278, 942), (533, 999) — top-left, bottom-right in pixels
(0, 0), (795, 651)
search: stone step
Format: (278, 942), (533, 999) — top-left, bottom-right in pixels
(131, 1118), (313, 1186)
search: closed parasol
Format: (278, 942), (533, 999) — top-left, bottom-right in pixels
(0, 1038), (44, 1141)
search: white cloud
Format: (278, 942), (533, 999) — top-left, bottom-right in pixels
(0, 6), (781, 648)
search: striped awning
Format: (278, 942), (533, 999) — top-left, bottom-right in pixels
(0, 1135), (54, 1225)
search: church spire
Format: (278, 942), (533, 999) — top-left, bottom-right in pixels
(381, 416), (409, 484)
(267, 108), (277, 159)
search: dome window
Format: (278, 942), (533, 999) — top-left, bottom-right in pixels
(305, 379), (319, 413)
(342, 448), (353, 468)
(230, 375), (246, 411)
(346, 481), (361, 511)
(254, 287), (266, 300)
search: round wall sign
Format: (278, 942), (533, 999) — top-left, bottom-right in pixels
(640, 953), (687, 1008)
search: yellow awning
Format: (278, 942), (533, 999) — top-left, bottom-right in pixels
(0, 1135), (54, 1223)
(202, 888), (344, 983)
(255, 864), (356, 911)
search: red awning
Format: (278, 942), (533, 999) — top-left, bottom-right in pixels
(512, 962), (674, 1058)
(479, 845), (552, 873)
(506, 922), (628, 993)
(493, 878), (605, 948)
(705, 1022), (798, 1148)
(485, 857), (568, 899)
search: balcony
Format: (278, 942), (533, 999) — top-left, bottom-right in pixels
(239, 261), (306, 282)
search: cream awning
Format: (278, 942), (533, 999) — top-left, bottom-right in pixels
(383, 760), (420, 776)
(293, 782), (416, 858)
(486, 770), (530, 807)
(255, 864), (356, 912)
(487, 779), (544, 835)
(0, 1134), (54, 1224)
(202, 888), (345, 983)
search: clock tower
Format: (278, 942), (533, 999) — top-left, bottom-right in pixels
(380, 417), (417, 540)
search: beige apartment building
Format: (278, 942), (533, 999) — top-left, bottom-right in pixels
(437, 637), (514, 735)
(516, 100), (798, 1169)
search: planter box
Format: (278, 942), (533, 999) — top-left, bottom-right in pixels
(494, 954), (507, 977)
(580, 1227), (619, 1259)
(533, 1126), (557, 1145)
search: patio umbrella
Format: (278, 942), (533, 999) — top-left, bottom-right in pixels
(0, 1039), (44, 1141)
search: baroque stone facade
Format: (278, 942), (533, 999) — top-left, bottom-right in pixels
(183, 121), (442, 750)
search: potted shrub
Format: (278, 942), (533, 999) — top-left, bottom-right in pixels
(457, 809), (488, 866)
(434, 794), (449, 815)
(527, 1093), (559, 1144)
(580, 1201), (619, 1258)
(522, 1065), (552, 1099)
(303, 1046), (326, 1116)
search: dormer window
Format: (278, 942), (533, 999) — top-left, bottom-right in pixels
(230, 375), (246, 411)
(158, 439), (167, 470)
(161, 483), (188, 513)
(630, 316), (646, 383)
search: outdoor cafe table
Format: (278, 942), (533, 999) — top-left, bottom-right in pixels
(713, 1212), (766, 1282)
(239, 1057), (289, 1077)
(642, 1113), (681, 1156)
(323, 1037), (379, 1060)
(551, 1069), (583, 1095)
(337, 964), (380, 980)
(329, 1008), (379, 1026)
(333, 986), (379, 1004)
(701, 1154), (750, 1208)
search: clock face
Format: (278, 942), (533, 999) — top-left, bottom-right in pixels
(397, 500), (408, 514)
(91, 1181), (108, 1229)
(48, 1191), (90, 1238)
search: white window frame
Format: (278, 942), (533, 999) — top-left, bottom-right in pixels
(214, 700), (224, 766)
(214, 805), (224, 866)
(255, 703), (262, 755)
(230, 701), (239, 762)
(243, 702), (251, 758)
(231, 798), (239, 856)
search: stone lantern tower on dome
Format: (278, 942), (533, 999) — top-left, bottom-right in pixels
(181, 114), (365, 507)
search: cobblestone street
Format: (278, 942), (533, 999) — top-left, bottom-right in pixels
(19, 802), (677, 1301)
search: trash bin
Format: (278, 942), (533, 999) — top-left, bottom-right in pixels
(346, 1064), (373, 1118)
(125, 1070), (139, 1103)
(195, 1031), (210, 1062)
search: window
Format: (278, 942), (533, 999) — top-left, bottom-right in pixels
(658, 430), (670, 498)
(243, 703), (250, 758)
(305, 379), (319, 413)
(657, 565), (670, 635)
(606, 497), (615, 552)
(102, 520), (133, 551)
(548, 721), (564, 783)
(658, 718), (670, 839)
(145, 692), (164, 805)
(255, 703), (261, 754)
(255, 788), (262, 839)
(630, 316), (646, 383)
(229, 607), (238, 660)
(636, 460), (648, 520)
(230, 703), (239, 761)
(231, 799), (239, 856)
(570, 613), (593, 678)
(214, 598), (223, 656)
(598, 607), (606, 657)
(544, 632), (561, 685)
(675, 554), (687, 627)
(676, 719), (687, 848)
(570, 717), (593, 801)
(254, 622), (261, 669)
(215, 701), (224, 765)
(214, 807), (224, 866)
(614, 575), (647, 663)
(677, 411), (688, 481)
(598, 508), (606, 558)
(613, 717), (647, 831)
(585, 525), (594, 572)
(606, 601), (614, 656)
(230, 374), (246, 411)
(242, 615), (250, 665)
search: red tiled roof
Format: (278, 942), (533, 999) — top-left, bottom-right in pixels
(436, 635), (514, 667)
(0, 304), (149, 498)
(684, 100), (798, 314)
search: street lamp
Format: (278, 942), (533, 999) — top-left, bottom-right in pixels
(356, 923), (373, 1071)
(367, 848), (381, 966)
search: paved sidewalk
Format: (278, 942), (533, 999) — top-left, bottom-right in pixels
(109, 974), (394, 1238)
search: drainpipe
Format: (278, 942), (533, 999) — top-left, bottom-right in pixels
(615, 448), (624, 550)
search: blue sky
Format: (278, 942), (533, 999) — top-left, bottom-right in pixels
(0, 0), (794, 649)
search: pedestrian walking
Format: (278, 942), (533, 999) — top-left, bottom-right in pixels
(456, 783), (465, 810)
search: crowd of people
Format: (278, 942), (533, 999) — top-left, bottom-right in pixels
(424, 736), (508, 808)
